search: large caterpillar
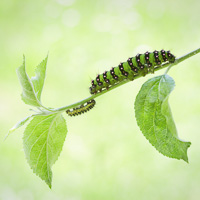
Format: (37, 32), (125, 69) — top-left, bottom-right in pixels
(89, 50), (175, 94)
(66, 99), (96, 117)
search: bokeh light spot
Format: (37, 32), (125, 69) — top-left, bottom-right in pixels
(62, 9), (80, 27)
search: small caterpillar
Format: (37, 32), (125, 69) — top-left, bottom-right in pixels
(66, 99), (96, 117)
(89, 50), (175, 94)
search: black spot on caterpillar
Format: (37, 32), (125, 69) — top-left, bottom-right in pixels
(89, 50), (175, 94)
(66, 99), (96, 117)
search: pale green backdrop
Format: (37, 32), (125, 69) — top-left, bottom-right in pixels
(0, 0), (200, 199)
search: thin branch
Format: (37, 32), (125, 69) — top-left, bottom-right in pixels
(42, 47), (200, 114)
(165, 47), (200, 74)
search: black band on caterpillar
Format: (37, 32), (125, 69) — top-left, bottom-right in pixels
(119, 63), (129, 77)
(127, 57), (138, 74)
(153, 50), (161, 65)
(66, 99), (96, 117)
(89, 49), (175, 94)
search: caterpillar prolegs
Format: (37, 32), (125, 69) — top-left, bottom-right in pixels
(89, 50), (175, 94)
(66, 99), (96, 117)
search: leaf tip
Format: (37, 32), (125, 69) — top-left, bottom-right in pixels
(182, 141), (191, 163)
(46, 181), (52, 189)
(46, 52), (49, 58)
(16, 55), (26, 74)
(22, 55), (26, 67)
(3, 130), (12, 141)
(182, 155), (189, 163)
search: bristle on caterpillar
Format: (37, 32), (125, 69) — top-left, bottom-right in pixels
(66, 99), (96, 117)
(89, 49), (175, 94)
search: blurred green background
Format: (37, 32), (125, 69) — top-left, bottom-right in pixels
(0, 0), (200, 199)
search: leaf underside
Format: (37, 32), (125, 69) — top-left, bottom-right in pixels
(5, 115), (33, 140)
(31, 55), (48, 101)
(135, 74), (191, 162)
(16, 56), (41, 107)
(7, 55), (49, 138)
(16, 55), (48, 107)
(23, 114), (68, 188)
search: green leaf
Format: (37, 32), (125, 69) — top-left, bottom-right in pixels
(31, 55), (48, 101)
(134, 74), (191, 162)
(5, 115), (33, 140)
(23, 113), (68, 188)
(16, 56), (41, 107)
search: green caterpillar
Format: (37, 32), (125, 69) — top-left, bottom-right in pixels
(89, 50), (175, 94)
(66, 99), (96, 117)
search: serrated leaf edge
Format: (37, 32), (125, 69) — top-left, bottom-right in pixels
(23, 114), (67, 188)
(134, 75), (191, 162)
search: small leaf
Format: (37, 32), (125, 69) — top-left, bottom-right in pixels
(134, 74), (191, 162)
(31, 55), (48, 101)
(23, 113), (68, 188)
(5, 115), (33, 140)
(16, 56), (41, 107)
